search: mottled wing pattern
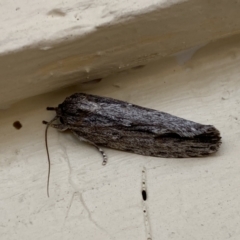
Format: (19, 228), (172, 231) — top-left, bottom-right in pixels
(56, 93), (221, 158)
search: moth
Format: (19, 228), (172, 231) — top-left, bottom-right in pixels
(43, 93), (221, 196)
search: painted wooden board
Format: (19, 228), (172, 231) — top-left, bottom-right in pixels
(1, 0), (240, 106)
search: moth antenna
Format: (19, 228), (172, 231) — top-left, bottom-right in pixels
(44, 116), (58, 197)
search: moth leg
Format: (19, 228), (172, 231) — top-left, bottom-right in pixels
(51, 123), (68, 132)
(42, 121), (68, 131)
(72, 131), (108, 165)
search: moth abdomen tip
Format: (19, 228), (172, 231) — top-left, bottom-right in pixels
(42, 120), (48, 125)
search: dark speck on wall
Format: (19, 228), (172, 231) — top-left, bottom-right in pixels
(13, 121), (22, 130)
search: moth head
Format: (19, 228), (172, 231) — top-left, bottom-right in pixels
(56, 104), (65, 124)
(45, 105), (64, 123)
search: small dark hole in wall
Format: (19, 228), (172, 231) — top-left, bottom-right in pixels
(142, 190), (147, 201)
(13, 121), (22, 130)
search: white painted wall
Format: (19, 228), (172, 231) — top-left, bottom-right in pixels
(1, 34), (240, 240)
(1, 0), (185, 54)
(1, 0), (240, 106)
(1, 1), (240, 239)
